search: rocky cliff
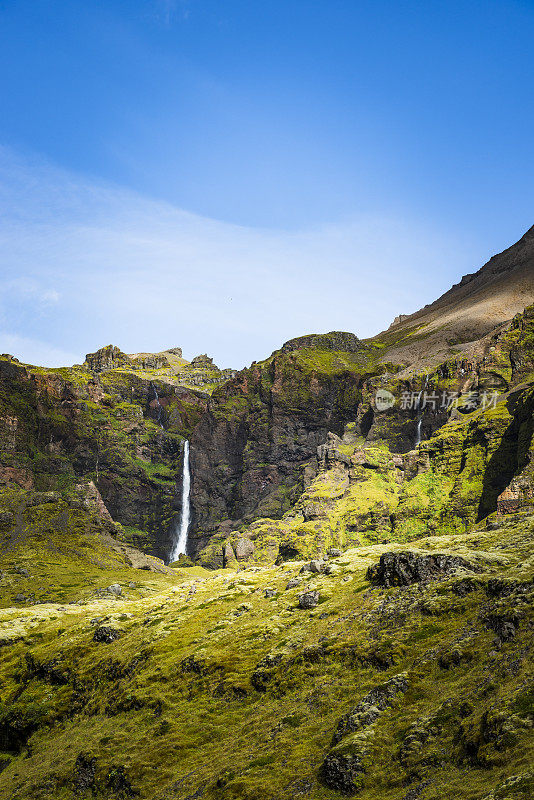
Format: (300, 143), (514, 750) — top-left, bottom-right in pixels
(0, 351), (211, 561)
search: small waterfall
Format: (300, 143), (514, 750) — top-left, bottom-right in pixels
(169, 440), (191, 562)
(414, 374), (428, 448)
(415, 415), (423, 448)
(150, 383), (165, 429)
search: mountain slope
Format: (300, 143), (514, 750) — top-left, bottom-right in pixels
(374, 225), (534, 370)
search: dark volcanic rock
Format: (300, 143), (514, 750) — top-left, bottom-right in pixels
(321, 752), (364, 795)
(366, 551), (477, 587)
(93, 626), (122, 644)
(73, 755), (97, 793)
(484, 614), (519, 642)
(332, 674), (409, 744)
(298, 590), (319, 609)
(106, 765), (137, 797)
(84, 345), (132, 373)
(321, 674), (409, 794)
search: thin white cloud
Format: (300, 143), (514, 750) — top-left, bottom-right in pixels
(0, 146), (481, 368)
(40, 289), (60, 305)
(0, 332), (79, 368)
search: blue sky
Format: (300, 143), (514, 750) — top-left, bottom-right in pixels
(0, 0), (533, 367)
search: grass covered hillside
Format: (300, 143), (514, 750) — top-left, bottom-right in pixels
(0, 510), (532, 799)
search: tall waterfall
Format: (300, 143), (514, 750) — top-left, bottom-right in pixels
(170, 440), (191, 562)
(415, 414), (423, 448)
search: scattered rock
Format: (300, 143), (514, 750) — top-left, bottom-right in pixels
(235, 537), (255, 560)
(13, 593), (25, 602)
(264, 587), (277, 598)
(300, 560), (331, 575)
(366, 551), (477, 587)
(332, 674), (409, 744)
(298, 590), (319, 609)
(73, 754), (97, 793)
(285, 577), (302, 590)
(106, 584), (122, 596)
(321, 750), (365, 794)
(13, 567), (29, 577)
(106, 764), (137, 797)
(327, 548), (342, 558)
(93, 626), (122, 644)
(128, 582), (137, 589)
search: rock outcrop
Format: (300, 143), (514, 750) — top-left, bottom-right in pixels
(281, 330), (364, 353)
(188, 341), (368, 558)
(366, 551), (478, 587)
(84, 345), (132, 373)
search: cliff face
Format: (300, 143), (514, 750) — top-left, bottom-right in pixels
(188, 337), (379, 557)
(197, 303), (534, 569)
(0, 353), (208, 561)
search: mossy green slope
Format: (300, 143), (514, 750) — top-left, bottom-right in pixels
(0, 485), (207, 610)
(0, 514), (532, 799)
(0, 355), (209, 560)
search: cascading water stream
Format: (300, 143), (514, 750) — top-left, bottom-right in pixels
(150, 383), (165, 429)
(414, 374), (428, 448)
(415, 414), (423, 448)
(169, 440), (191, 562)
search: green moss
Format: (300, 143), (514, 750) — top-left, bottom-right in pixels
(0, 510), (532, 799)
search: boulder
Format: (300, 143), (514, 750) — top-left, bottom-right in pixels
(332, 674), (409, 744)
(300, 560), (331, 575)
(321, 750), (365, 795)
(298, 590), (320, 609)
(366, 551), (477, 587)
(285, 577), (302, 590)
(93, 626), (122, 644)
(106, 584), (122, 596)
(327, 548), (342, 558)
(235, 537), (255, 560)
(14, 567), (29, 577)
